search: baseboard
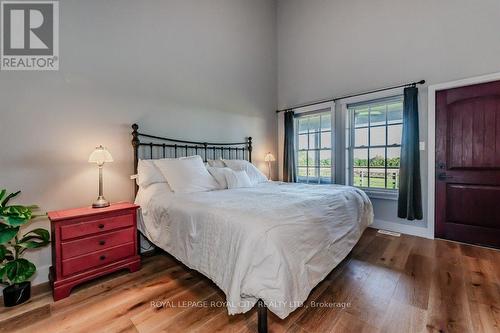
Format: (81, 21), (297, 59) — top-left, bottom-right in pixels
(371, 219), (433, 239)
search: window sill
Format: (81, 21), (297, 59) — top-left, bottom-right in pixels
(358, 188), (399, 201)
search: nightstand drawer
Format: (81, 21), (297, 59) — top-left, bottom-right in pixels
(60, 213), (134, 240)
(62, 242), (135, 277)
(61, 227), (135, 260)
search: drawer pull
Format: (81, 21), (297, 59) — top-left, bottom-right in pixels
(98, 224), (105, 229)
(99, 255), (106, 261)
(99, 240), (106, 246)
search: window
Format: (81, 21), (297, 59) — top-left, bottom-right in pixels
(347, 96), (403, 190)
(295, 111), (333, 184)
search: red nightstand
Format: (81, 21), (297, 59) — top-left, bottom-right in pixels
(48, 202), (141, 301)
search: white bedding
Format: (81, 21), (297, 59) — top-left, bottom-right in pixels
(136, 181), (373, 319)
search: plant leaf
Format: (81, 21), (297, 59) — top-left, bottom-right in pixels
(20, 228), (50, 243)
(5, 259), (36, 284)
(18, 240), (50, 249)
(2, 205), (33, 219)
(0, 225), (19, 244)
(1, 215), (28, 227)
(0, 190), (6, 203)
(0, 265), (6, 284)
(18, 229), (49, 254)
(1, 191), (20, 207)
(0, 245), (11, 262)
(4, 248), (13, 259)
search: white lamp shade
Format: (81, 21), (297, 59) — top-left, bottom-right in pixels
(264, 152), (276, 162)
(88, 145), (113, 164)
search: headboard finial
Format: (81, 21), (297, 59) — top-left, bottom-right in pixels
(132, 124), (140, 194)
(132, 124), (139, 146)
(247, 137), (253, 162)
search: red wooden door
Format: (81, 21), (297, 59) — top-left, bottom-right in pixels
(436, 80), (500, 248)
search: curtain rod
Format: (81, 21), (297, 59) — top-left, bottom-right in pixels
(275, 79), (425, 113)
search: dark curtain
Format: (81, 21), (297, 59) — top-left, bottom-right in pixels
(398, 86), (423, 220)
(283, 111), (296, 182)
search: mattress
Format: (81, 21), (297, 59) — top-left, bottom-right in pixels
(135, 181), (373, 319)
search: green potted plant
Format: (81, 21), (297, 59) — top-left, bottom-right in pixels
(0, 189), (50, 307)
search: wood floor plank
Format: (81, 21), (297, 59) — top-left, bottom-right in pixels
(266, 277), (331, 333)
(468, 301), (500, 332)
(435, 239), (462, 269)
(379, 298), (427, 333)
(462, 256), (500, 308)
(345, 264), (400, 328)
(329, 311), (379, 333)
(489, 250), (500, 285)
(393, 253), (433, 310)
(350, 228), (377, 257)
(18, 267), (194, 333)
(2, 231), (499, 333)
(0, 291), (52, 322)
(98, 318), (140, 333)
(294, 258), (370, 332)
(131, 279), (217, 332)
(293, 288), (344, 333)
(376, 234), (414, 271)
(284, 323), (311, 333)
(192, 309), (256, 333)
(426, 268), (472, 332)
(0, 303), (51, 333)
(353, 233), (390, 264)
(425, 242), (473, 333)
(157, 291), (226, 332)
(72, 270), (198, 333)
(409, 235), (435, 259)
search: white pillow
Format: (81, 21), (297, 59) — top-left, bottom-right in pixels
(223, 169), (253, 189)
(136, 159), (171, 190)
(206, 166), (231, 189)
(207, 159), (226, 168)
(154, 155), (219, 193)
(222, 159), (268, 185)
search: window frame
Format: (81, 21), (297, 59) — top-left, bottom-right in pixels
(346, 95), (403, 199)
(293, 102), (334, 184)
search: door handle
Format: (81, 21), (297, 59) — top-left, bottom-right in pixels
(437, 173), (453, 181)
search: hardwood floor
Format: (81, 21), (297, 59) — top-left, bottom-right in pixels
(1, 228), (499, 333)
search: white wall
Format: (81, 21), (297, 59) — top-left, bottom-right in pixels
(5, 0), (500, 286)
(0, 0), (277, 285)
(277, 0), (500, 235)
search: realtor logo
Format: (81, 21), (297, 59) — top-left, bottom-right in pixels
(1, 1), (59, 70)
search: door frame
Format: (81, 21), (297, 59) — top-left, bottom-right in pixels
(427, 71), (500, 239)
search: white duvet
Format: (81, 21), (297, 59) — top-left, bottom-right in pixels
(136, 181), (373, 319)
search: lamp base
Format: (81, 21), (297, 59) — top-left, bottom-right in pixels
(92, 196), (110, 208)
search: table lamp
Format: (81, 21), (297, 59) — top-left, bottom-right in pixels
(88, 145), (113, 208)
(264, 152), (276, 180)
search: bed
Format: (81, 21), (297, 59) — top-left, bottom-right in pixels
(131, 124), (373, 332)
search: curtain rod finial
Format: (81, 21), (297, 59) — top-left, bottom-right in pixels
(418, 80), (426, 85)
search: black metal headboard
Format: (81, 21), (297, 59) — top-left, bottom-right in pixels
(131, 124), (252, 193)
